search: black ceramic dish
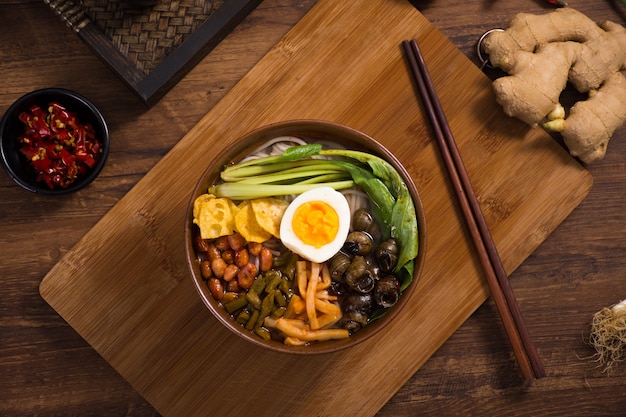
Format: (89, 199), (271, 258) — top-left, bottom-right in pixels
(0, 88), (109, 195)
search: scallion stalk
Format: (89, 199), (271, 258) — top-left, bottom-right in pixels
(209, 180), (355, 200)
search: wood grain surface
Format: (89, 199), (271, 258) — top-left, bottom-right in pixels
(37, 0), (592, 415)
(2, 0), (626, 416)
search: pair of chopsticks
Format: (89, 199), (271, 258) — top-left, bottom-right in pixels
(402, 39), (545, 380)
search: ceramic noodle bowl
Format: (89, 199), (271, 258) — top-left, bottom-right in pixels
(185, 120), (427, 354)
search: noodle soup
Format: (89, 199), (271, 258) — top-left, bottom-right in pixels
(186, 121), (426, 353)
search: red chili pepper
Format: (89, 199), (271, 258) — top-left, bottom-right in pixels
(17, 102), (102, 189)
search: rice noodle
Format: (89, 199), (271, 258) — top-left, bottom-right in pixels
(341, 188), (370, 215)
(240, 136), (308, 162)
(251, 254), (260, 271)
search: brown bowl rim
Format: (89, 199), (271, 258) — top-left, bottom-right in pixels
(184, 119), (427, 354)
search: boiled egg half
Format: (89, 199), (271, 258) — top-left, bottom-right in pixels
(279, 187), (351, 264)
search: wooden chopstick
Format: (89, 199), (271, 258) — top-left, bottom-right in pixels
(402, 39), (545, 380)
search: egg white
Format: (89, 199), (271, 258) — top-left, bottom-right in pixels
(279, 187), (351, 264)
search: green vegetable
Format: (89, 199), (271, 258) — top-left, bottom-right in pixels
(220, 144), (323, 181)
(228, 165), (349, 185)
(245, 289), (262, 310)
(320, 149), (418, 288)
(209, 181), (355, 200)
(221, 159), (338, 182)
(236, 309), (251, 324)
(249, 274), (266, 295)
(210, 144), (419, 290)
(321, 159), (395, 237)
(254, 326), (271, 340)
(246, 309), (260, 330)
(271, 306), (287, 319)
(225, 295), (249, 314)
(258, 291), (275, 326)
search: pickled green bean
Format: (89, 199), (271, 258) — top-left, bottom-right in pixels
(271, 306), (286, 319)
(265, 272), (282, 293)
(274, 289), (287, 308)
(246, 309), (260, 330)
(246, 289), (262, 310)
(281, 253), (298, 280)
(254, 326), (271, 340)
(258, 291), (276, 326)
(224, 295), (249, 314)
(272, 251), (292, 268)
(250, 274), (266, 295)
(279, 278), (292, 296)
(236, 308), (251, 324)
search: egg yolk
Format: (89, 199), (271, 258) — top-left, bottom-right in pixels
(292, 200), (339, 248)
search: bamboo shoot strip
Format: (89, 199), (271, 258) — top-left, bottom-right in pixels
(402, 39), (545, 380)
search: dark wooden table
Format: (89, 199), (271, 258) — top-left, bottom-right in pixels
(2, 0), (625, 415)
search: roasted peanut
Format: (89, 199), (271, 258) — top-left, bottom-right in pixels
(214, 235), (230, 251)
(200, 260), (212, 279)
(222, 249), (234, 265)
(259, 247), (273, 272)
(227, 279), (240, 293)
(235, 248), (249, 267)
(247, 241), (263, 257)
(211, 258), (227, 278)
(194, 235), (210, 252)
(223, 263), (239, 282)
(237, 262), (258, 289)
(208, 278), (224, 300)
(206, 242), (221, 261)
(228, 232), (246, 251)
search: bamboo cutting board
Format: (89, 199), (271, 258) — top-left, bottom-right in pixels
(40, 0), (592, 416)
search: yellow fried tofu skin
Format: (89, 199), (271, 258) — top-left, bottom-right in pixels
(193, 194), (290, 242)
(235, 200), (272, 243)
(193, 194), (238, 239)
(250, 197), (289, 239)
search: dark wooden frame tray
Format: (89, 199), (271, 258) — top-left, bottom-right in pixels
(44, 0), (262, 105)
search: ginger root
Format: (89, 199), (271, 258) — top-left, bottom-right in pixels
(482, 8), (626, 164)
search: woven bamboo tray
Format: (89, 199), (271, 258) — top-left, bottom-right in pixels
(44, 0), (262, 105)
